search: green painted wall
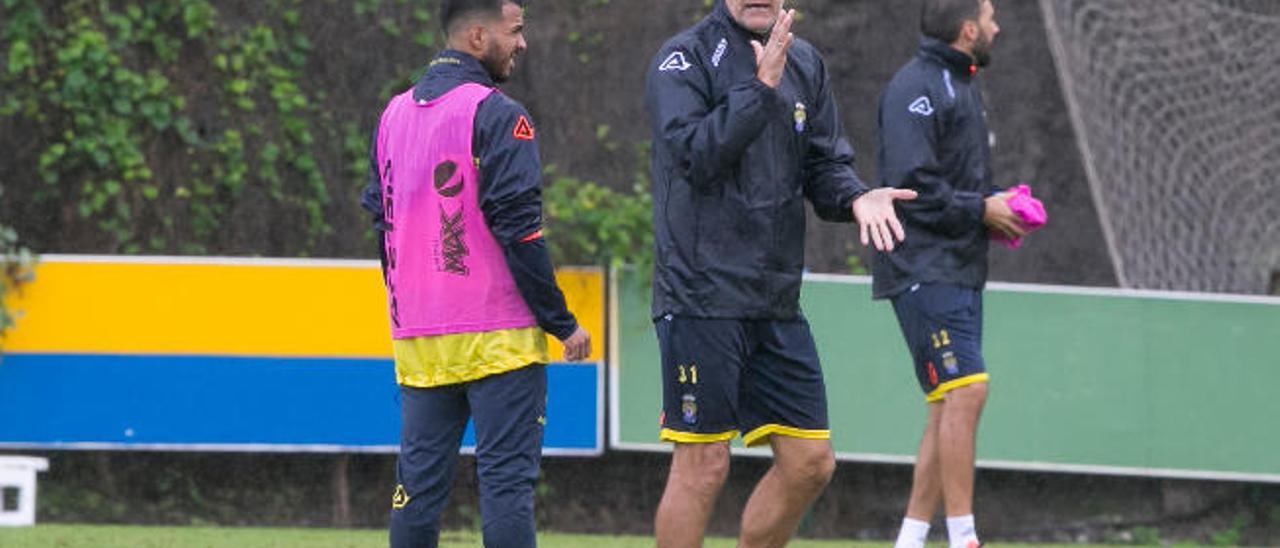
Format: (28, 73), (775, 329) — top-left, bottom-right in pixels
(610, 269), (1280, 481)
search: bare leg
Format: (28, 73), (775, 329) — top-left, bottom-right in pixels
(738, 437), (836, 548)
(655, 442), (731, 548)
(938, 382), (988, 517)
(905, 402), (944, 521)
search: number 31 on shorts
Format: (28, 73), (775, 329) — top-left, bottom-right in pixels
(677, 364), (699, 385)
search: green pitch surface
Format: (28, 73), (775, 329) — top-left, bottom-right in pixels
(0, 526), (854, 547)
(0, 525), (1120, 547)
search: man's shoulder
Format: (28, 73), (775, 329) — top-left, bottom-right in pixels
(885, 57), (949, 102)
(477, 91), (531, 123)
(784, 37), (830, 82)
(473, 91), (540, 153)
(789, 37), (822, 64)
(887, 56), (927, 86)
(880, 57), (959, 125)
(653, 18), (722, 64)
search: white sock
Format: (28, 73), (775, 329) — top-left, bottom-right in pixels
(894, 517), (930, 548)
(946, 514), (979, 548)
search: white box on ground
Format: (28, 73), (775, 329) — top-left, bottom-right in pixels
(0, 456), (50, 527)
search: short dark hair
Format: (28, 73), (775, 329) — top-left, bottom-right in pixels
(921, 0), (984, 43)
(439, 0), (527, 36)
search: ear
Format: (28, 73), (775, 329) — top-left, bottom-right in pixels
(466, 23), (487, 52)
(960, 19), (979, 45)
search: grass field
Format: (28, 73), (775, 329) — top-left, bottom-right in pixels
(0, 525), (1133, 547)
(0, 526), (845, 547)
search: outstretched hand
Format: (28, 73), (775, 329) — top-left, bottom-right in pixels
(852, 188), (918, 252)
(751, 9), (795, 89)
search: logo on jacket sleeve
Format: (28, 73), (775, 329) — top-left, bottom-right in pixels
(711, 38), (728, 67)
(512, 115), (536, 141)
(908, 96), (935, 116)
(659, 51), (692, 72)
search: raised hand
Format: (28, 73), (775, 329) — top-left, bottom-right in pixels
(751, 9), (795, 89)
(852, 188), (919, 252)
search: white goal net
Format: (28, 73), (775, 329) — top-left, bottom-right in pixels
(1040, 0), (1280, 294)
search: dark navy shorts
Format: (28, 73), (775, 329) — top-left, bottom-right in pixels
(891, 283), (989, 403)
(654, 315), (829, 447)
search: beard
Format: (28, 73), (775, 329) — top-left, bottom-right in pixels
(481, 44), (513, 83)
(972, 31), (994, 67)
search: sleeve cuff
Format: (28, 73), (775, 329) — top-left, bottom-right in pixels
(548, 321), (579, 342)
(958, 191), (986, 225)
(844, 185), (871, 211)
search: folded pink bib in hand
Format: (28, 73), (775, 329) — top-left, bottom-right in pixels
(990, 184), (1047, 249)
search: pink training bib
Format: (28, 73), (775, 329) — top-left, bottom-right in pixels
(376, 83), (537, 339)
(990, 184), (1048, 249)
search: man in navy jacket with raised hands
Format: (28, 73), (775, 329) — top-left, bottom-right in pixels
(645, 1), (916, 546)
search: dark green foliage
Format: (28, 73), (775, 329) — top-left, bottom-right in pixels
(0, 207), (36, 343)
(0, 0), (650, 265)
(541, 141), (653, 270)
(0, 0), (455, 257)
(0, 0), (653, 344)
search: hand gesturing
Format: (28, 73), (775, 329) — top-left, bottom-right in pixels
(751, 9), (795, 89)
(852, 188), (919, 252)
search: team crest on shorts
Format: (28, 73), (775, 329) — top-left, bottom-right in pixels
(942, 351), (959, 375)
(681, 394), (698, 425)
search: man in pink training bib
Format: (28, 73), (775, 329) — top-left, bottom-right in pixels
(361, 1), (590, 546)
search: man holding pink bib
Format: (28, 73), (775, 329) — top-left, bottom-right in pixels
(361, 1), (590, 546)
(874, 2), (1044, 547)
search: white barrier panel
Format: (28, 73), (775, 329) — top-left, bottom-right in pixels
(0, 456), (49, 527)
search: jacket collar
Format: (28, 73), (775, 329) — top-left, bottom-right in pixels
(918, 37), (978, 78)
(413, 49), (496, 103)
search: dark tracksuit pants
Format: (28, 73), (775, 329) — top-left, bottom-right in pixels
(390, 364), (546, 548)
